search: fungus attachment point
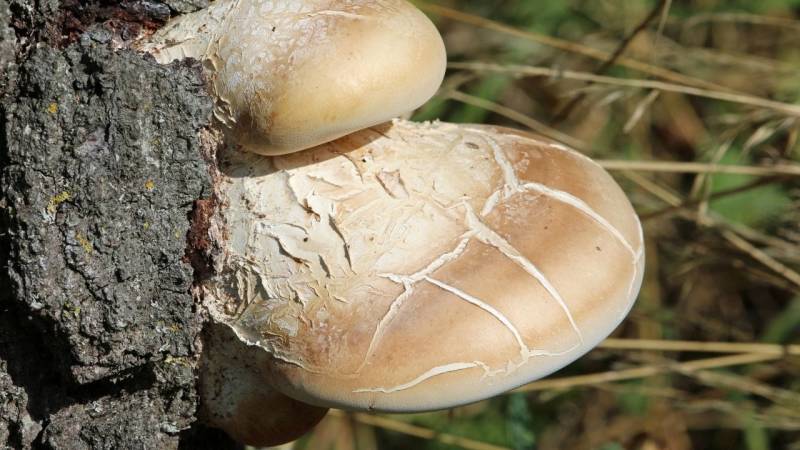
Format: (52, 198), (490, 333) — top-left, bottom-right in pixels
(204, 120), (645, 414)
(140, 0), (446, 155)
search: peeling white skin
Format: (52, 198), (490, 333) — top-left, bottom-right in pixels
(139, 0), (446, 155)
(205, 120), (645, 412)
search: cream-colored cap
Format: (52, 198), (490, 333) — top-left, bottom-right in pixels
(204, 119), (645, 412)
(140, 0), (446, 155)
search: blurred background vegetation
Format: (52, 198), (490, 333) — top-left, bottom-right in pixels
(269, 1), (800, 449)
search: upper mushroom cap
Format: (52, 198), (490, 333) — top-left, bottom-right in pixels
(141, 0), (446, 155)
(205, 120), (644, 412)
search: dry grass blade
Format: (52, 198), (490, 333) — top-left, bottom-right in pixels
(436, 91), (799, 179)
(640, 176), (784, 222)
(513, 353), (783, 392)
(622, 170), (683, 205)
(600, 338), (800, 355)
(622, 169), (800, 289)
(598, 160), (800, 176)
(624, 90), (661, 133)
(418, 2), (735, 93)
(440, 81), (799, 178)
(444, 90), (586, 149)
(717, 226), (800, 290)
(683, 368), (800, 406)
(683, 12), (800, 31)
(552, 0), (669, 122)
(679, 400), (800, 431)
(328, 410), (511, 450)
(448, 62), (800, 117)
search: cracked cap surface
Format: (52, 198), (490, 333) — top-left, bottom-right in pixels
(140, 0), (446, 155)
(205, 120), (645, 412)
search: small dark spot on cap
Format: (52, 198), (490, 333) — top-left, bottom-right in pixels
(465, 142), (479, 149)
(596, 246), (602, 252)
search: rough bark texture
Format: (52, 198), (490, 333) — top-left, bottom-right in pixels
(0, 1), (235, 448)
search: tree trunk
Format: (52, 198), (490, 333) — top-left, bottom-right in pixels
(1, 1), (236, 447)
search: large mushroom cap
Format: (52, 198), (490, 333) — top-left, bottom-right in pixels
(205, 120), (644, 412)
(141, 0), (446, 155)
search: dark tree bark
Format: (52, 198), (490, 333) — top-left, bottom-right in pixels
(0, 1), (237, 448)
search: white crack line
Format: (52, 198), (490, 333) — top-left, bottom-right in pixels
(474, 130), (641, 258)
(519, 182), (644, 300)
(424, 276), (529, 358)
(353, 262), (585, 395)
(306, 10), (368, 20)
(520, 182), (640, 261)
(463, 203), (584, 344)
(354, 134), (601, 377)
(423, 277), (581, 369)
(356, 235), (474, 373)
(474, 130), (643, 303)
(353, 362), (480, 394)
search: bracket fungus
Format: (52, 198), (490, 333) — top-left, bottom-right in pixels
(201, 119), (644, 434)
(140, 0), (446, 155)
(140, 1), (644, 446)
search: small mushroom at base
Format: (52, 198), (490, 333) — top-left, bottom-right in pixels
(199, 324), (328, 447)
(201, 119), (645, 416)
